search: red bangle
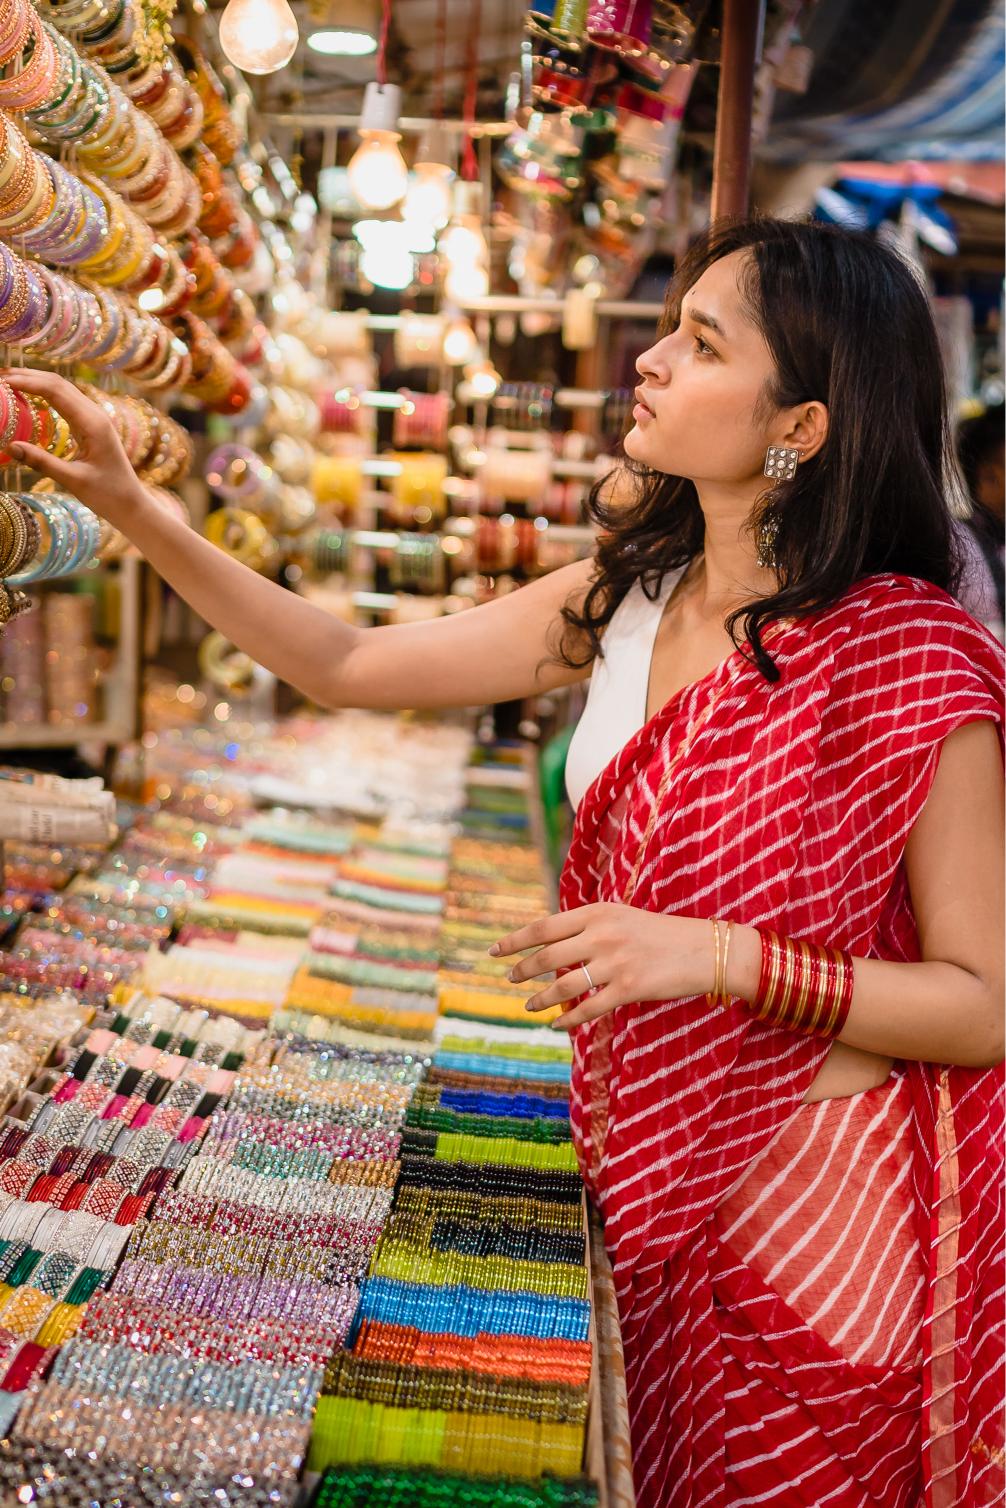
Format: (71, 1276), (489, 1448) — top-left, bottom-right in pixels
(753, 930), (854, 1039)
(1, 1341), (51, 1392)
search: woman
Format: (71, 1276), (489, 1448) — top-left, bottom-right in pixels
(4, 216), (1003, 1507)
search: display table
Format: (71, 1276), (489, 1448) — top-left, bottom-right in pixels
(0, 713), (629, 1506)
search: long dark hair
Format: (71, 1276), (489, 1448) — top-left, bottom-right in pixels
(554, 216), (964, 680)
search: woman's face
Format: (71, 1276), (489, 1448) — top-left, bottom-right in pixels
(624, 249), (782, 486)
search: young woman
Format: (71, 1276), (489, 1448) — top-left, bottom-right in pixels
(4, 216), (1004, 1508)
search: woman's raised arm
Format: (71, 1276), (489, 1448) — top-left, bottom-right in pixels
(3, 369), (595, 711)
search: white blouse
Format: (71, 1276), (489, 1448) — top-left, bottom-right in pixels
(564, 564), (687, 810)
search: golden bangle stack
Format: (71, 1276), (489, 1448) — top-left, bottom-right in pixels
(706, 917), (734, 1009)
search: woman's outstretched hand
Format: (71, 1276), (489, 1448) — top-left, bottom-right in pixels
(490, 902), (716, 1031)
(1, 369), (146, 530)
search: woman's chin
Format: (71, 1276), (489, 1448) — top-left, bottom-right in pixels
(622, 426), (665, 468)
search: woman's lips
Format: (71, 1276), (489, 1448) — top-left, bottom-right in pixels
(633, 402), (654, 422)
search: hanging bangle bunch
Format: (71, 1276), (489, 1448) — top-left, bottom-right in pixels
(173, 310), (252, 414)
(2, 489), (102, 587)
(172, 33), (240, 165)
(2, 16), (202, 245)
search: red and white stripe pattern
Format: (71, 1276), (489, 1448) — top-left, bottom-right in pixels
(560, 575), (1005, 1507)
(715, 1072), (925, 1372)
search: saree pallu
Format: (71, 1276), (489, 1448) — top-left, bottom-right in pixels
(561, 575), (1005, 1508)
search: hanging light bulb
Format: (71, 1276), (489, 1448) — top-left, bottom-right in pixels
(465, 358), (501, 399)
(347, 82), (408, 211)
(353, 220), (416, 291)
(443, 314), (478, 365)
(218, 0), (299, 74)
(439, 179), (489, 298)
(405, 164), (454, 232)
(444, 260), (489, 302)
(404, 125), (454, 231)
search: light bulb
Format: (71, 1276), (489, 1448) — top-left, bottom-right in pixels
(307, 28), (376, 55)
(218, 0), (298, 74)
(360, 242), (413, 290)
(445, 260), (489, 302)
(443, 317), (478, 365)
(404, 164), (454, 231)
(466, 360), (500, 399)
(354, 221), (415, 290)
(347, 133), (408, 211)
(439, 217), (488, 268)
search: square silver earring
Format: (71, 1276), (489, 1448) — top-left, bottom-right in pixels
(763, 445), (800, 482)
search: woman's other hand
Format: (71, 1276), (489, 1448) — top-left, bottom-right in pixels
(1, 368), (147, 529)
(491, 902), (717, 1030)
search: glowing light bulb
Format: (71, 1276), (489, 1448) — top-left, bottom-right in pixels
(443, 316), (478, 365)
(404, 164), (454, 230)
(347, 82), (408, 211)
(439, 218), (488, 268)
(354, 221), (415, 290)
(360, 242), (413, 290)
(347, 135), (408, 210)
(444, 260), (489, 302)
(466, 360), (500, 399)
(218, 0), (299, 74)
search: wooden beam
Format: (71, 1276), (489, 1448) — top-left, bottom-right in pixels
(711, 0), (765, 220)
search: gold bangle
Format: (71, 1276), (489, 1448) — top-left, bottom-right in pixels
(719, 920), (733, 1006)
(706, 918), (722, 1010)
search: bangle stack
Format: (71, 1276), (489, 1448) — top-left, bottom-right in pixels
(750, 930), (855, 1039)
(706, 920), (854, 1039)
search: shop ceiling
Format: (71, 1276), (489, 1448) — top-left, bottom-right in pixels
(218, 0), (1003, 163)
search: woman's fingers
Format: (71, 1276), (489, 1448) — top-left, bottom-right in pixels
(0, 368), (109, 440)
(7, 441), (75, 489)
(508, 936), (589, 985)
(526, 962), (597, 1013)
(550, 986), (621, 1031)
(490, 906), (590, 958)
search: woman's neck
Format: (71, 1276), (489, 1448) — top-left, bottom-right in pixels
(688, 505), (778, 622)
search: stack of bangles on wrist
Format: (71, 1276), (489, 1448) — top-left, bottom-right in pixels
(707, 920), (854, 1039)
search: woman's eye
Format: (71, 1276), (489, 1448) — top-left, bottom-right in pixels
(694, 335), (714, 356)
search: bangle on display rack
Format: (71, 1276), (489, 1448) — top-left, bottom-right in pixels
(0, 581), (32, 624)
(480, 448), (553, 508)
(387, 534), (446, 593)
(197, 630), (256, 693)
(4, 491), (102, 586)
(204, 443), (273, 505)
(492, 383), (555, 431)
(392, 392), (451, 451)
(204, 508), (276, 572)
(0, 492), (41, 578)
(388, 453), (449, 522)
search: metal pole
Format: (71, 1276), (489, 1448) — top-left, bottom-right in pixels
(711, 0), (765, 220)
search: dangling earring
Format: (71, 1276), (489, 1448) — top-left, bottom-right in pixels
(763, 445), (800, 482)
(756, 446), (801, 568)
(755, 513), (779, 570)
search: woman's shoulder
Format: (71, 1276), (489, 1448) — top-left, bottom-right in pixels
(820, 572), (1002, 654)
(809, 573), (1005, 710)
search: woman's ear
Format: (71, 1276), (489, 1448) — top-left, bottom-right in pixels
(779, 401), (828, 462)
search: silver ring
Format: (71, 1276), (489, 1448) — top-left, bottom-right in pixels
(582, 963), (596, 993)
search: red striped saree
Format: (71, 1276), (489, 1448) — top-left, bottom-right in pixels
(561, 575), (1005, 1508)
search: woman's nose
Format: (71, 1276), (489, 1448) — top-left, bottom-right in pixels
(636, 334), (673, 384)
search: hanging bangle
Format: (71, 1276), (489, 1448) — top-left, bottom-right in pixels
(750, 930), (854, 1039)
